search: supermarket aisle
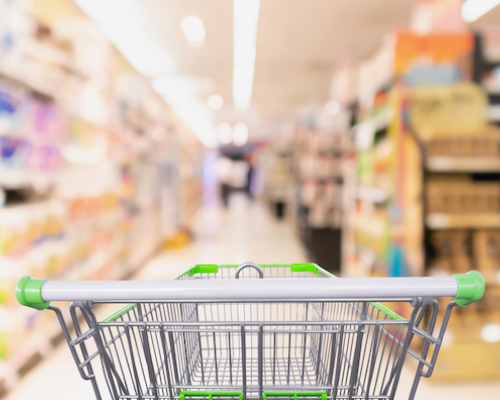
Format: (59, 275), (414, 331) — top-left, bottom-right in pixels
(5, 194), (500, 400)
(138, 193), (309, 279)
(5, 194), (307, 400)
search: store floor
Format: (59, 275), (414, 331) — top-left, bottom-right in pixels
(6, 194), (499, 400)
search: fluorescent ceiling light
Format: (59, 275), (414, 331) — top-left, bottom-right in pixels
(216, 123), (233, 144)
(462, 0), (500, 22)
(76, 1), (216, 148)
(233, 122), (249, 146)
(181, 16), (206, 47)
(152, 76), (217, 148)
(75, 0), (176, 76)
(233, 0), (260, 110)
(207, 94), (224, 110)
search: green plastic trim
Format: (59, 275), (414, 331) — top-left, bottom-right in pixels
(179, 392), (243, 400)
(263, 392), (327, 400)
(453, 271), (485, 307)
(370, 301), (404, 321)
(189, 264), (219, 277)
(218, 264), (290, 267)
(16, 276), (50, 311)
(290, 263), (321, 275)
(172, 269), (189, 280)
(137, 262), (404, 322)
(179, 392), (327, 400)
(315, 266), (336, 278)
(104, 303), (137, 322)
(310, 264), (405, 321)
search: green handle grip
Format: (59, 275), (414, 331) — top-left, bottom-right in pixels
(16, 276), (50, 310)
(453, 271), (485, 307)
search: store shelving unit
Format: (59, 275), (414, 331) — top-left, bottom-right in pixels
(261, 141), (294, 220)
(426, 212), (500, 229)
(0, 2), (204, 395)
(334, 30), (500, 381)
(289, 122), (350, 273)
(426, 156), (500, 172)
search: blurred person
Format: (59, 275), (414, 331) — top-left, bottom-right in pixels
(216, 156), (232, 207)
(244, 153), (255, 200)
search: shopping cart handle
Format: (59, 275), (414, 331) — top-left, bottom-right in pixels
(16, 271), (484, 310)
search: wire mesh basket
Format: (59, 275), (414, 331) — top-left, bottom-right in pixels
(16, 262), (485, 400)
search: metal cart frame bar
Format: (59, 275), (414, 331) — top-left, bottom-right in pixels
(16, 263), (485, 400)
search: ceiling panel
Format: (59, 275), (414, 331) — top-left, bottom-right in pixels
(253, 0), (413, 118)
(137, 0), (234, 100)
(130, 0), (412, 121)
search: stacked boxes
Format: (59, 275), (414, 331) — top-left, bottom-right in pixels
(430, 229), (500, 283)
(430, 230), (472, 273)
(427, 136), (500, 157)
(473, 230), (500, 283)
(427, 176), (500, 214)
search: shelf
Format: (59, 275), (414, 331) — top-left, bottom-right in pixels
(426, 156), (500, 172)
(0, 67), (54, 101)
(0, 168), (60, 189)
(352, 110), (393, 150)
(426, 213), (500, 229)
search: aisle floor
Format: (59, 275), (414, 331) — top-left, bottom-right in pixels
(6, 195), (500, 399)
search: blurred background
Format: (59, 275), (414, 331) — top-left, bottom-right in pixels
(1, 0), (500, 398)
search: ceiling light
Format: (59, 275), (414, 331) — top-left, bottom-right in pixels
(152, 76), (217, 148)
(207, 94), (224, 110)
(216, 123), (233, 144)
(325, 101), (340, 116)
(181, 15), (206, 47)
(462, 0), (500, 22)
(233, 0), (261, 110)
(75, 0), (176, 76)
(233, 122), (249, 146)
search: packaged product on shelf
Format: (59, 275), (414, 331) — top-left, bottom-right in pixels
(0, 2), (201, 391)
(299, 155), (316, 179)
(301, 181), (322, 205)
(426, 174), (500, 214)
(426, 126), (500, 158)
(331, 207), (343, 227)
(328, 158), (341, 178)
(481, 284), (500, 317)
(310, 133), (335, 153)
(430, 230), (472, 274)
(0, 307), (26, 362)
(307, 202), (331, 228)
(318, 157), (332, 179)
(324, 182), (342, 205)
(473, 230), (500, 283)
(0, 82), (29, 132)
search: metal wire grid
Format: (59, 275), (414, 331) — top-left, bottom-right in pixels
(89, 300), (412, 400)
(176, 266), (330, 281)
(56, 265), (448, 400)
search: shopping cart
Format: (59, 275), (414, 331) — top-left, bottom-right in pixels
(16, 262), (484, 400)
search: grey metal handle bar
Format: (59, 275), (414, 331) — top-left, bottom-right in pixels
(235, 262), (264, 279)
(36, 275), (477, 303)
